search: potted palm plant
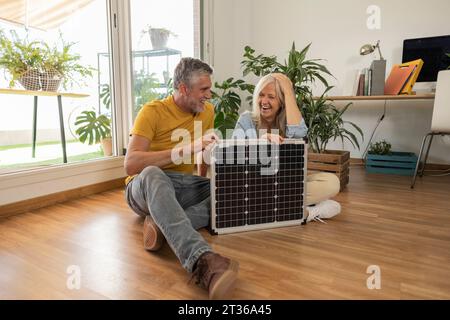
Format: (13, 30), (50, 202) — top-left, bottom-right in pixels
(0, 29), (43, 90)
(75, 110), (112, 156)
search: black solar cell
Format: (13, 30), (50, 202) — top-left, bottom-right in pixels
(210, 139), (306, 234)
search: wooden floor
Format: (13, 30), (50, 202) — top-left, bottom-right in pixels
(1, 167), (450, 300)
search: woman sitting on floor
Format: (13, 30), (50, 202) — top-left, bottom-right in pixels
(232, 73), (341, 223)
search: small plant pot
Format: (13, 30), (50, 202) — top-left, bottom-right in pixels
(150, 28), (170, 50)
(18, 69), (41, 91)
(101, 137), (112, 156)
(40, 70), (63, 92)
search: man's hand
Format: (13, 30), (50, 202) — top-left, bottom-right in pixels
(191, 132), (220, 154)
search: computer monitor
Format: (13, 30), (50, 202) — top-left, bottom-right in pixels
(402, 35), (450, 82)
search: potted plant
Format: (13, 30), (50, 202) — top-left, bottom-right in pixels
(368, 139), (391, 155)
(0, 29), (94, 92)
(75, 110), (112, 156)
(366, 139), (417, 176)
(141, 26), (176, 50)
(41, 36), (95, 91)
(0, 29), (43, 90)
(302, 87), (363, 154)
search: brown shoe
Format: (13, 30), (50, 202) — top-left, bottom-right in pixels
(143, 215), (165, 251)
(191, 252), (239, 300)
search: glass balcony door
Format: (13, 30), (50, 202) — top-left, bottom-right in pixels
(128, 0), (200, 122)
(0, 0), (114, 173)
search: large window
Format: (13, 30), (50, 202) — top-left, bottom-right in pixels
(128, 0), (200, 122)
(0, 0), (201, 175)
(0, 0), (113, 173)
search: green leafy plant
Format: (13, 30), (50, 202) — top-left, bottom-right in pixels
(446, 53), (450, 69)
(368, 139), (392, 155)
(161, 77), (174, 98)
(302, 87), (363, 153)
(211, 77), (253, 137)
(0, 29), (94, 90)
(0, 29), (43, 87)
(75, 110), (111, 145)
(41, 35), (95, 90)
(242, 43), (332, 102)
(99, 84), (111, 110)
(133, 71), (164, 117)
(132, 72), (174, 118)
(239, 42), (363, 153)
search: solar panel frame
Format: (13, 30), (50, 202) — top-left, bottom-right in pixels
(210, 139), (307, 235)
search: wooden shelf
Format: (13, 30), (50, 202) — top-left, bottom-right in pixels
(0, 88), (89, 98)
(315, 94), (435, 101)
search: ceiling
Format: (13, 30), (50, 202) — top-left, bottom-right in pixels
(0, 0), (94, 31)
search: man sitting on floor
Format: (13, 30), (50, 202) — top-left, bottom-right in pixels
(124, 57), (239, 300)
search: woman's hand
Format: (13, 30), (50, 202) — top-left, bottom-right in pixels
(271, 73), (302, 126)
(261, 133), (284, 144)
(271, 73), (295, 97)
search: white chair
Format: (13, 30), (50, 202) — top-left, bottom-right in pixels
(411, 70), (450, 188)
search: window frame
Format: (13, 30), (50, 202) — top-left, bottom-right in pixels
(0, 0), (204, 206)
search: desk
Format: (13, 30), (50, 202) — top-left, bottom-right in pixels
(317, 94), (436, 158)
(0, 88), (89, 163)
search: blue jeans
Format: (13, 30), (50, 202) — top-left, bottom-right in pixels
(125, 166), (212, 273)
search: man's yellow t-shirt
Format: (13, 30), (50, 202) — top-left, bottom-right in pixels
(126, 95), (214, 184)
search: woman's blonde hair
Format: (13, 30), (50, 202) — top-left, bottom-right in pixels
(251, 74), (287, 137)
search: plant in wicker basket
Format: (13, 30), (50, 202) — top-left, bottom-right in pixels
(41, 36), (95, 91)
(0, 29), (43, 90)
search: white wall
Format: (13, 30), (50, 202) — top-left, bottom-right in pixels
(207, 0), (450, 163)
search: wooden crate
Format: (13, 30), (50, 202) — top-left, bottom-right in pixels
(366, 152), (418, 176)
(308, 150), (350, 191)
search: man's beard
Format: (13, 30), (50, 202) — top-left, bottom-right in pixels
(189, 99), (205, 113)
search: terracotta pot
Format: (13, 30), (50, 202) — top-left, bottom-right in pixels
(101, 137), (112, 156)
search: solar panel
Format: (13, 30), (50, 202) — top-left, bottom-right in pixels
(210, 139), (307, 235)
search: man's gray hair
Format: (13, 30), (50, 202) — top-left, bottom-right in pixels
(173, 57), (213, 90)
